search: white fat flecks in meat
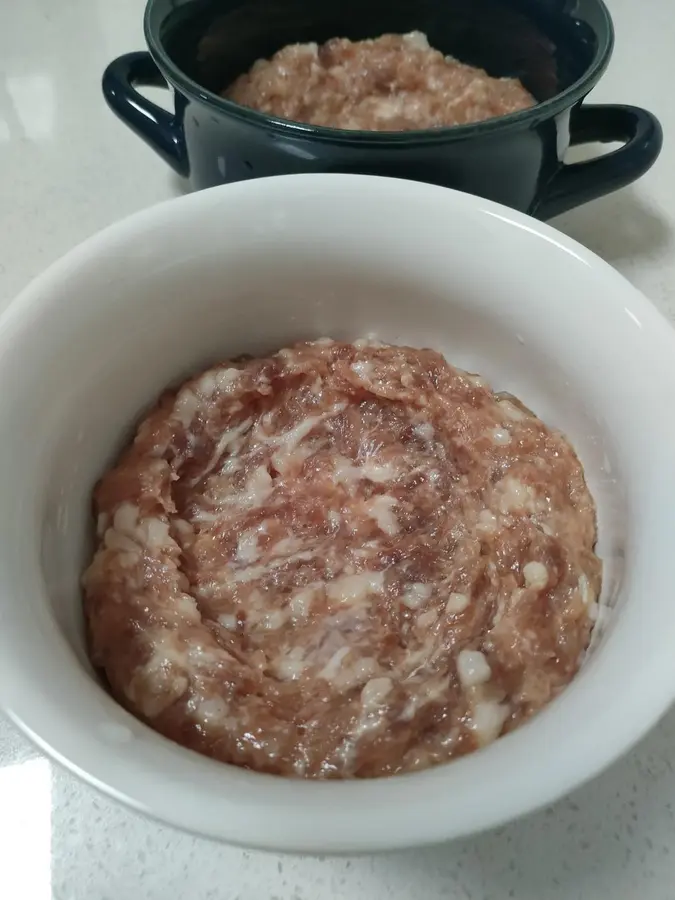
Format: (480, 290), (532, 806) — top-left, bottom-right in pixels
(399, 677), (449, 721)
(578, 574), (595, 606)
(269, 404), (346, 472)
(446, 592), (470, 615)
(476, 509), (499, 535)
(326, 571), (384, 606)
(236, 465), (274, 509)
(288, 584), (320, 620)
(402, 582), (432, 610)
(327, 509), (341, 530)
(352, 677), (393, 739)
(192, 696), (229, 726)
(523, 561), (549, 590)
(319, 646), (351, 681)
(417, 608), (438, 630)
(495, 477), (541, 515)
(218, 613), (238, 631)
(202, 418), (253, 476)
(333, 456), (398, 488)
(173, 389), (201, 428)
(413, 422), (435, 442)
(468, 700), (510, 746)
(85, 337), (599, 780)
(351, 360), (374, 380)
(193, 367), (242, 399)
(364, 494), (399, 535)
(112, 502), (139, 534)
(127, 629), (190, 718)
(236, 528), (260, 563)
(498, 399), (528, 422)
(274, 647), (307, 681)
(105, 506), (173, 561)
(491, 427), (511, 445)
(103, 528), (140, 556)
(261, 609), (287, 631)
(456, 649), (492, 688)
(361, 676), (392, 711)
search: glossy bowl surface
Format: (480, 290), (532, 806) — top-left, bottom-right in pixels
(1, 175), (675, 853)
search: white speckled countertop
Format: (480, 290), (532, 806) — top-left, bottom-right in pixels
(1, 1), (675, 897)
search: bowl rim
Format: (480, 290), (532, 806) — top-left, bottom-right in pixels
(2, 174), (675, 853)
(142, 0), (615, 145)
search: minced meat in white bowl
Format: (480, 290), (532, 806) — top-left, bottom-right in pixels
(0, 174), (674, 853)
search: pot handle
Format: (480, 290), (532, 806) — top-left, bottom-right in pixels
(535, 104), (662, 220)
(102, 51), (189, 177)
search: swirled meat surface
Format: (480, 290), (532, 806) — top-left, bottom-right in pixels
(83, 338), (600, 778)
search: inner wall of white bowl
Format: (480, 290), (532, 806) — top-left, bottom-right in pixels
(4, 176), (674, 851)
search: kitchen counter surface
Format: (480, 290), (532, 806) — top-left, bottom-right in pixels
(1, 1), (674, 897)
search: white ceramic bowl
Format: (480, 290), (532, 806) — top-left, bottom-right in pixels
(1, 174), (675, 854)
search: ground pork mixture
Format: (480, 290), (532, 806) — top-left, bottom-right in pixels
(223, 31), (535, 131)
(83, 339), (600, 778)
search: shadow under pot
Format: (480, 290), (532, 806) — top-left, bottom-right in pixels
(102, 0), (662, 219)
